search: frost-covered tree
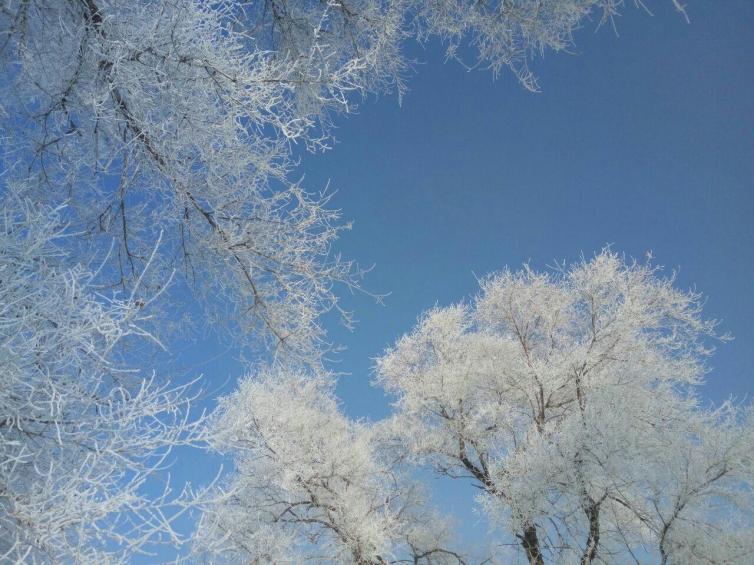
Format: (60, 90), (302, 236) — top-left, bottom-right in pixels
(376, 250), (754, 564)
(195, 367), (464, 564)
(0, 0), (691, 560)
(0, 0), (687, 360)
(0, 195), (203, 563)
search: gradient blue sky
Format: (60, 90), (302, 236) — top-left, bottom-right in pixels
(168, 1), (753, 558)
(307, 1), (753, 414)
(301, 1), (754, 549)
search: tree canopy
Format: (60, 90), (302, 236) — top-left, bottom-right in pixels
(376, 251), (754, 564)
(2, 1), (750, 564)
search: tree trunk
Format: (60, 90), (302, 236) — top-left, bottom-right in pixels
(580, 501), (600, 565)
(520, 523), (544, 565)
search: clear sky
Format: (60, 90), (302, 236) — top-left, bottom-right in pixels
(291, 0), (754, 551)
(165, 1), (753, 559)
(304, 1), (753, 411)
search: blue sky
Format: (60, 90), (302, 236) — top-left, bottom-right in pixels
(164, 1), (753, 559)
(296, 2), (753, 550)
(301, 1), (754, 416)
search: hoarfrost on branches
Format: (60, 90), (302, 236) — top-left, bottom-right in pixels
(0, 0), (685, 360)
(195, 366), (465, 564)
(0, 195), (204, 563)
(377, 250), (754, 564)
(0, 0), (701, 562)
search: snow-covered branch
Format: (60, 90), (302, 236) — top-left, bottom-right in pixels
(377, 250), (753, 564)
